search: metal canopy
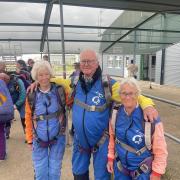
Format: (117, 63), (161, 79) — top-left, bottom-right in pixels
(0, 0), (180, 55)
(1, 0), (180, 12)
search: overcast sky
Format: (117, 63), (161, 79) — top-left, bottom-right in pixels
(0, 2), (123, 54)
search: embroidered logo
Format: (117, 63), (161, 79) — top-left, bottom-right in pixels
(132, 135), (142, 144)
(132, 130), (144, 145)
(92, 91), (104, 105)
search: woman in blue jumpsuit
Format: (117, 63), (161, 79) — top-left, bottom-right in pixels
(25, 61), (66, 180)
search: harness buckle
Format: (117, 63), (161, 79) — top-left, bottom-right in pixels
(90, 105), (96, 111)
(38, 115), (44, 121)
(140, 163), (149, 173)
(136, 150), (142, 156)
(133, 170), (141, 179)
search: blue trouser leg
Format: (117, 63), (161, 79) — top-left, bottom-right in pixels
(0, 123), (6, 160)
(72, 135), (110, 180)
(72, 135), (91, 176)
(49, 135), (65, 180)
(93, 138), (111, 180)
(32, 140), (48, 180)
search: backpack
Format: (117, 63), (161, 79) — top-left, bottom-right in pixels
(18, 74), (31, 89)
(8, 75), (20, 104)
(0, 80), (14, 124)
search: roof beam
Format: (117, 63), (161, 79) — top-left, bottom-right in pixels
(0, 38), (173, 45)
(40, 1), (53, 52)
(1, 23), (180, 34)
(102, 12), (159, 53)
(1, 0), (180, 13)
(0, 0), (48, 3)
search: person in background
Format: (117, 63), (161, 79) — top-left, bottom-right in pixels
(43, 55), (49, 62)
(0, 78), (14, 160)
(16, 59), (31, 83)
(127, 60), (138, 79)
(0, 61), (6, 73)
(25, 61), (67, 180)
(107, 77), (168, 180)
(27, 58), (34, 73)
(69, 62), (80, 136)
(0, 62), (13, 139)
(0, 73), (26, 139)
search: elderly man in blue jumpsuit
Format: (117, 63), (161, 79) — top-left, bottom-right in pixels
(71, 49), (158, 180)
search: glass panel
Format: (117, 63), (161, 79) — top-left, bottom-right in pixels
(0, 2), (46, 23)
(50, 5), (123, 27)
(0, 41), (41, 55)
(0, 26), (42, 39)
(45, 41), (111, 54)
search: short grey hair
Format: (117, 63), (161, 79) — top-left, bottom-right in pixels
(119, 77), (141, 96)
(31, 60), (54, 81)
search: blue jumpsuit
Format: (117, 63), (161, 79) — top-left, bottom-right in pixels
(32, 85), (65, 180)
(114, 105), (160, 180)
(72, 77), (116, 180)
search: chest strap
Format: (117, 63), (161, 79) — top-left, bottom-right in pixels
(74, 98), (108, 112)
(34, 110), (61, 121)
(115, 137), (148, 156)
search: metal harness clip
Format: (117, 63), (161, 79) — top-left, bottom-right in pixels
(140, 163), (149, 173)
(38, 115), (44, 121)
(136, 150), (142, 156)
(90, 105), (96, 111)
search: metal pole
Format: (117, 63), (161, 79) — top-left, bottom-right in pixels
(149, 55), (152, 89)
(58, 0), (66, 79)
(101, 52), (104, 73)
(165, 132), (180, 144)
(46, 28), (51, 63)
(142, 93), (180, 107)
(133, 30), (137, 63)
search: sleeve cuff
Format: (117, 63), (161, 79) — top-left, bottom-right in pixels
(152, 171), (162, 177)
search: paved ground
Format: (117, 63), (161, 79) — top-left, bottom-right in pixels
(0, 80), (180, 180)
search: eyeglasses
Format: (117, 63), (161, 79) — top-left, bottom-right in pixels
(80, 60), (96, 65)
(120, 92), (137, 98)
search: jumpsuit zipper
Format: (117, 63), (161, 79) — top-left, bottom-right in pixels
(82, 95), (91, 149)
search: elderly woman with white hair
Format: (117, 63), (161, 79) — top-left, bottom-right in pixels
(25, 61), (66, 180)
(107, 78), (168, 180)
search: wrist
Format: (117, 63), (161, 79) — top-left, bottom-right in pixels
(108, 157), (114, 162)
(152, 171), (161, 177)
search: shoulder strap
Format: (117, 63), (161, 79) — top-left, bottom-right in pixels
(102, 74), (112, 105)
(111, 103), (120, 133)
(55, 84), (67, 134)
(143, 120), (155, 150)
(56, 85), (66, 109)
(27, 91), (36, 113)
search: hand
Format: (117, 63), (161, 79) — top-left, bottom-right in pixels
(107, 161), (114, 173)
(14, 105), (17, 110)
(150, 173), (161, 180)
(27, 82), (38, 94)
(28, 143), (33, 151)
(143, 106), (158, 122)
